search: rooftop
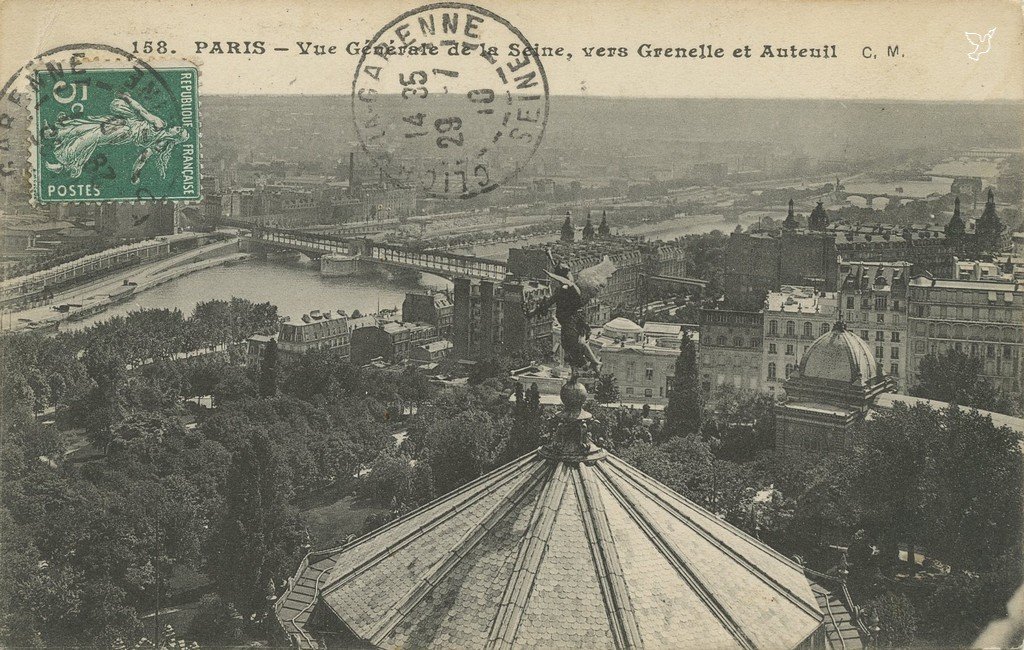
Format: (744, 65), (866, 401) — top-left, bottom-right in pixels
(839, 261), (911, 292)
(643, 321), (683, 337)
(799, 324), (878, 386)
(602, 317), (643, 336)
(765, 286), (837, 314)
(284, 309), (348, 326)
(381, 321), (435, 334)
(955, 261), (1015, 282)
(910, 275), (1023, 292)
(417, 340), (453, 353)
(276, 381), (857, 649)
(282, 449), (825, 649)
(347, 315), (380, 330)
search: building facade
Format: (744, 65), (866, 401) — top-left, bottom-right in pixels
(452, 277), (553, 360)
(723, 218), (960, 311)
(402, 291), (454, 338)
(591, 319), (685, 404)
(832, 226), (956, 276)
(699, 307), (764, 396)
(276, 310), (351, 358)
(838, 261), (911, 391)
(907, 274), (1024, 399)
(350, 321), (439, 365)
(762, 286), (838, 396)
(723, 230), (839, 310)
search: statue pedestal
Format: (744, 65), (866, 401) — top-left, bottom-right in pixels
(540, 379), (607, 464)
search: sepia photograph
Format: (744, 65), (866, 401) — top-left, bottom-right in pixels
(0, 1), (1022, 648)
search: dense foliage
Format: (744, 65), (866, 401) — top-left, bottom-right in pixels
(912, 348), (1019, 416)
(1, 299), (1020, 647)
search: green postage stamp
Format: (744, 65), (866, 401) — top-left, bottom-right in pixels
(33, 65), (200, 203)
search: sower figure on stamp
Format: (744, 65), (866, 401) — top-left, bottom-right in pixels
(43, 92), (188, 184)
(530, 249), (616, 376)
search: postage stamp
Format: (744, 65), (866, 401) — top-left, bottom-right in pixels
(32, 64), (200, 203)
(352, 2), (549, 199)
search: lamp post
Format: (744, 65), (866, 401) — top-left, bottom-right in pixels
(867, 609), (881, 647)
(743, 486), (756, 536)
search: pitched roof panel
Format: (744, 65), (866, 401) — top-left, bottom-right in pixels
(278, 384), (850, 649)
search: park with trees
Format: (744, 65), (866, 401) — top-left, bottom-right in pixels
(0, 295), (1020, 647)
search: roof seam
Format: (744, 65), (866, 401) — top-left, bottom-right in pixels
(605, 454), (810, 573)
(367, 459), (554, 646)
(486, 461), (569, 650)
(319, 450), (540, 566)
(603, 459), (824, 620)
(320, 451), (539, 597)
(576, 464), (644, 650)
(593, 463), (758, 650)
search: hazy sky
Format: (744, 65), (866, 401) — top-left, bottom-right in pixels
(1, 0), (1022, 101)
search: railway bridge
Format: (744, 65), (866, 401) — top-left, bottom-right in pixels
(239, 226), (509, 281)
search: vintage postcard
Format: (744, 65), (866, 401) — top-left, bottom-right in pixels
(0, 1), (1022, 648)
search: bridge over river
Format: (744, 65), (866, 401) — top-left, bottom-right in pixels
(239, 226), (509, 281)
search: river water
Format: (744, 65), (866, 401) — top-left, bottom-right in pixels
(69, 213), (760, 329)
(67, 259), (451, 329)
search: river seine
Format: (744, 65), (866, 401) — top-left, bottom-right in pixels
(68, 260), (451, 329)
(69, 213), (759, 329)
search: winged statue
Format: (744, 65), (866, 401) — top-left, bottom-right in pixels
(531, 249), (616, 375)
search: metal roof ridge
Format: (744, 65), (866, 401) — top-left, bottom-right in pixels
(589, 462), (754, 650)
(368, 460), (554, 646)
(319, 450), (542, 597)
(599, 459), (823, 621)
(575, 464), (644, 650)
(485, 462), (570, 649)
(605, 455), (812, 575)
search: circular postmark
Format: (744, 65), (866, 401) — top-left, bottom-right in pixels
(0, 43), (195, 205)
(352, 2), (549, 199)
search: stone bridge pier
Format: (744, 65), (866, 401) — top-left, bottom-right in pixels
(239, 237), (267, 260)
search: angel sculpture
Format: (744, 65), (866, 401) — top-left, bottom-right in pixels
(43, 92), (189, 184)
(532, 250), (616, 375)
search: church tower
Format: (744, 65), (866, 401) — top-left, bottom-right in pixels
(975, 188), (1005, 252)
(944, 196), (966, 248)
(560, 211), (575, 243)
(582, 214), (596, 241)
(783, 198), (799, 230)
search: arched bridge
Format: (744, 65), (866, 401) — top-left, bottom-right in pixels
(239, 226), (508, 281)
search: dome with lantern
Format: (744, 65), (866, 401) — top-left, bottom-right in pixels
(798, 322), (879, 387)
(776, 321), (897, 455)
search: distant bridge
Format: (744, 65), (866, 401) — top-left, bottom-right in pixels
(239, 226), (508, 281)
(368, 243), (508, 281)
(222, 219), (393, 237)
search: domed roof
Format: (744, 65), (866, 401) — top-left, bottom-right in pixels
(602, 317), (643, 337)
(799, 322), (878, 385)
